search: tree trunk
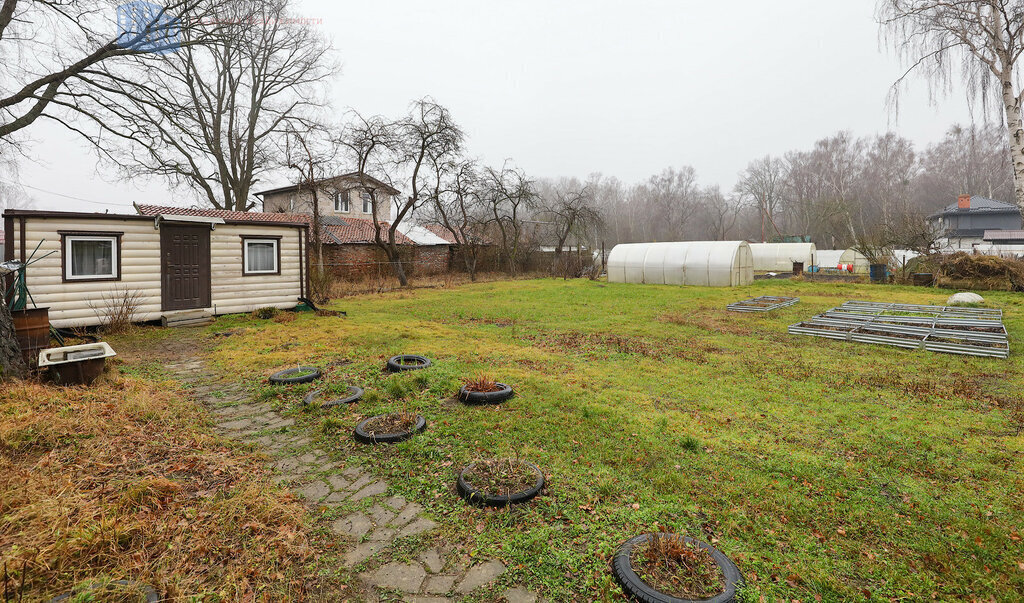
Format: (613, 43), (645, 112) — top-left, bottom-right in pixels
(0, 295), (28, 381)
(385, 246), (409, 286)
(1002, 79), (1024, 226)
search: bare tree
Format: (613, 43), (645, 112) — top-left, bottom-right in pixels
(698, 186), (741, 240)
(880, 0), (1024, 220)
(735, 156), (788, 241)
(427, 159), (489, 281)
(343, 99), (463, 286)
(482, 162), (537, 275)
(915, 123), (1014, 203)
(537, 178), (603, 276)
(2, 0), (216, 141)
(72, 0), (333, 210)
(281, 124), (336, 268)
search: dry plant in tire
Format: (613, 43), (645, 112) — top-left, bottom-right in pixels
(462, 459), (536, 496)
(363, 411), (419, 436)
(630, 533), (725, 599)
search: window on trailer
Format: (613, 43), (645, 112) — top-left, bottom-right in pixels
(243, 238), (279, 275)
(64, 234), (119, 281)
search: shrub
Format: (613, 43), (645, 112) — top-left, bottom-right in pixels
(251, 306), (279, 320)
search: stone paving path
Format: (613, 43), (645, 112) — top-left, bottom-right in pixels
(164, 358), (541, 603)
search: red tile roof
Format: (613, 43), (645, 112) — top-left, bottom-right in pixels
(136, 204), (414, 245)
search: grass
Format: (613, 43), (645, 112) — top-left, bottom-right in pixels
(0, 372), (351, 601)
(156, 279), (1024, 600)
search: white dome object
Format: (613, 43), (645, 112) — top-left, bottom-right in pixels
(607, 241), (754, 287)
(947, 292), (985, 306)
(749, 243), (817, 272)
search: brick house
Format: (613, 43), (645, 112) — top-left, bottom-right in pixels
(256, 173), (400, 223)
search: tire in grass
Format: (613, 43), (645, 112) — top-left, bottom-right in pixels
(386, 355), (432, 372)
(456, 460), (544, 507)
(353, 413), (427, 444)
(611, 533), (743, 603)
(303, 386), (364, 407)
(269, 366), (321, 384)
(50, 581), (160, 603)
(458, 383), (514, 404)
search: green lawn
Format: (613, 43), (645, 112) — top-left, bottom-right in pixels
(203, 278), (1024, 601)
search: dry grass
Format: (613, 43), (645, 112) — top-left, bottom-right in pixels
(328, 271), (547, 298)
(0, 377), (323, 601)
(362, 412), (419, 436)
(462, 459), (537, 497)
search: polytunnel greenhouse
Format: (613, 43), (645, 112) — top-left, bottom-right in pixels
(749, 242), (816, 272)
(607, 241), (754, 287)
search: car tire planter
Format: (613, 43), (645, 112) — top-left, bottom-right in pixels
(50, 581), (160, 603)
(386, 355), (432, 372)
(612, 533), (743, 603)
(456, 461), (544, 507)
(354, 414), (427, 444)
(458, 383), (514, 404)
(303, 386), (364, 407)
(269, 366), (321, 384)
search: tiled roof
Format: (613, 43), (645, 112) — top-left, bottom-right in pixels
(932, 196), (1020, 217)
(135, 204), (414, 245)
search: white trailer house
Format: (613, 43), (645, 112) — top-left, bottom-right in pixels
(2, 209), (309, 328)
(607, 241), (754, 287)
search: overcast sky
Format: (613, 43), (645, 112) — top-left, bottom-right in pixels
(12, 0), (982, 212)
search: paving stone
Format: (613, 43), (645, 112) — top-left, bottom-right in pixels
(367, 527), (396, 541)
(272, 457), (308, 472)
(368, 561), (426, 592)
(344, 474), (373, 493)
(383, 495), (407, 511)
(331, 513), (373, 538)
(398, 517), (438, 538)
(367, 504), (396, 525)
(327, 474), (351, 491)
(343, 541), (385, 566)
(418, 548), (444, 573)
(342, 467), (364, 479)
(265, 417), (295, 429)
(406, 597), (452, 603)
(323, 491), (349, 504)
(218, 418), (253, 430)
(390, 502), (424, 527)
(456, 560), (506, 593)
(423, 575), (456, 594)
(349, 480), (387, 502)
(296, 480), (330, 501)
(504, 587), (538, 603)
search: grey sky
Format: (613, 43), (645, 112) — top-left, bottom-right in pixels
(16, 0), (979, 212)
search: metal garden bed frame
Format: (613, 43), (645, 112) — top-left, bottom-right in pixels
(727, 296), (800, 313)
(788, 301), (1009, 359)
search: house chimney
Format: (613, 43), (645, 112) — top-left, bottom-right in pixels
(958, 194), (971, 209)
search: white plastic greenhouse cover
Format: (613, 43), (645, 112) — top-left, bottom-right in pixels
(838, 249), (869, 273)
(748, 243), (817, 272)
(815, 250), (844, 268)
(607, 241), (754, 287)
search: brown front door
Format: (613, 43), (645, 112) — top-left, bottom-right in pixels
(160, 224), (211, 311)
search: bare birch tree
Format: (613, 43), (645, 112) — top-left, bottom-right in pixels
(735, 156), (787, 241)
(483, 162), (537, 275)
(880, 0), (1024, 221)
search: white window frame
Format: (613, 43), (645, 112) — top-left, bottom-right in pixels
(243, 238), (279, 275)
(335, 191), (350, 213)
(65, 235), (119, 281)
(361, 192), (373, 213)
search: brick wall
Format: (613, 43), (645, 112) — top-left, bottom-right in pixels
(314, 243), (454, 280)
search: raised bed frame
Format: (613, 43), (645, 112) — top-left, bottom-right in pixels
(788, 301), (1009, 359)
(727, 296), (800, 313)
